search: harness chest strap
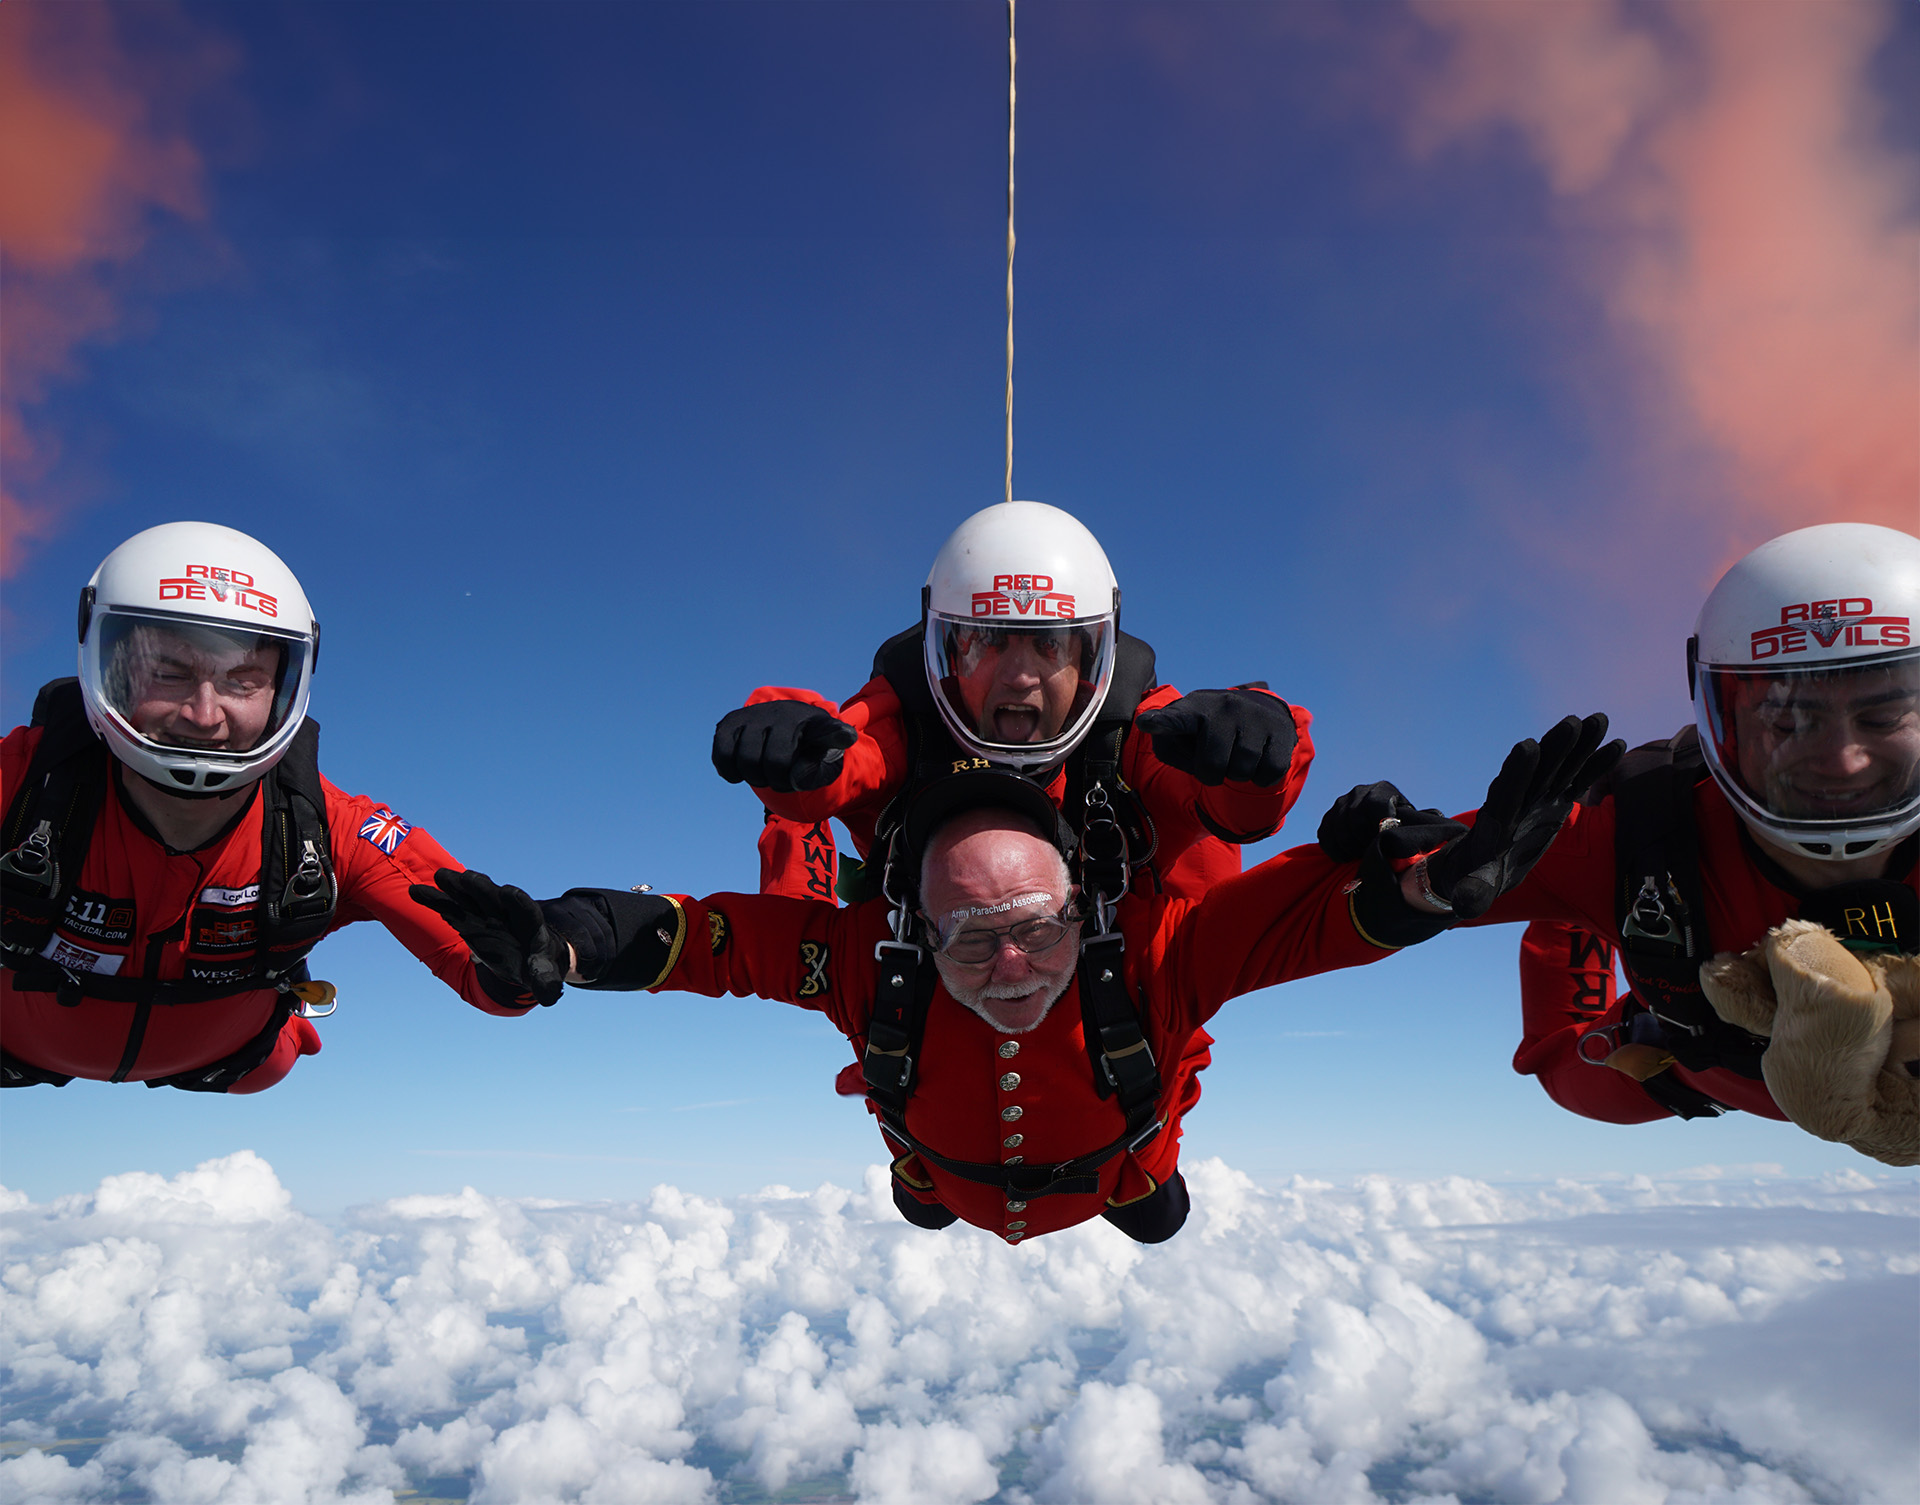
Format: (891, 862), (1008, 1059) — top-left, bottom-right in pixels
(861, 921), (1164, 1200)
(1601, 728), (1760, 1117)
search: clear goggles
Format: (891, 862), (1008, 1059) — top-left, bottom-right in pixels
(1697, 652), (1920, 837)
(924, 897), (1083, 964)
(924, 612), (1117, 764)
(92, 609), (310, 756)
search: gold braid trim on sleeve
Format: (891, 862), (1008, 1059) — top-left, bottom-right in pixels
(645, 895), (689, 990)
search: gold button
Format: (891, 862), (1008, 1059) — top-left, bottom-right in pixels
(1006, 1220), (1027, 1230)
(998, 1040), (1020, 1059)
(1007, 1200), (1027, 1212)
(1000, 1105), (1023, 1122)
(1006, 1154), (1023, 1164)
(998, 1071), (1021, 1092)
(1003, 1133), (1024, 1148)
(1007, 1232), (1024, 1242)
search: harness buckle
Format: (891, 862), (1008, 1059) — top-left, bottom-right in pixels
(874, 938), (924, 969)
(1622, 872), (1692, 956)
(865, 1048), (913, 1095)
(1575, 1024), (1621, 1064)
(1080, 780), (1131, 908)
(1126, 1116), (1165, 1153)
(0, 819), (59, 898)
(290, 979), (338, 1018)
(284, 838), (332, 911)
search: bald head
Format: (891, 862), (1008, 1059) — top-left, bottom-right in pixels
(920, 806), (1079, 1035)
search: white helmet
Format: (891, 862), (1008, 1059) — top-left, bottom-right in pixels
(1690, 522), (1920, 860)
(78, 521), (320, 794)
(922, 501), (1121, 771)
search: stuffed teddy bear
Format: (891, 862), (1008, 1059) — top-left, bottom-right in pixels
(1699, 919), (1919, 1167)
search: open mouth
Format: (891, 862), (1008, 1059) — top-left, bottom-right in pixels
(1780, 781), (1889, 816)
(990, 706), (1042, 743)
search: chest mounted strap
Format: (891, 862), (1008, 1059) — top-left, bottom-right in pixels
(1076, 924), (1161, 1146)
(1610, 726), (1767, 1088)
(862, 842), (935, 1117)
(252, 720), (338, 974)
(2, 681), (112, 972)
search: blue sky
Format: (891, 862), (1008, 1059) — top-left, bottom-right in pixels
(3, 1), (1917, 1212)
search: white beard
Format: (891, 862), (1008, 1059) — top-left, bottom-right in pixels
(936, 965), (1074, 1035)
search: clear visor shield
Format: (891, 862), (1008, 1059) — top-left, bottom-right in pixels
(1699, 653), (1920, 840)
(925, 613), (1117, 761)
(93, 610), (309, 760)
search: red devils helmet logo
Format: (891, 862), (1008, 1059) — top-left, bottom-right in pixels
(1749, 596), (1911, 659)
(971, 573), (1078, 619)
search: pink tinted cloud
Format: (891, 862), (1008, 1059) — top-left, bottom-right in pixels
(1408, 0), (1919, 550)
(0, 2), (228, 578)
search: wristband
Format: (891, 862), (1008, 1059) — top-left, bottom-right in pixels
(1411, 856), (1454, 914)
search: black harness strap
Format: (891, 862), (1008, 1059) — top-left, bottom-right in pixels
(861, 915), (1164, 1202)
(873, 1108), (1161, 1201)
(1, 681), (113, 973)
(1076, 929), (1161, 1136)
(255, 717), (338, 960)
(862, 936), (937, 1118)
(1609, 729), (1768, 1096)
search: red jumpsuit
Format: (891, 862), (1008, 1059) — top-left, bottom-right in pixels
(629, 838), (1378, 1242)
(1, 724), (535, 1092)
(746, 678), (1316, 902)
(1467, 779), (1914, 1122)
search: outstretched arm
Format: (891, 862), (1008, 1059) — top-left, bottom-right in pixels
(1147, 715), (1626, 1033)
(412, 870), (884, 1039)
(1335, 714), (1624, 944)
(326, 782), (548, 1015)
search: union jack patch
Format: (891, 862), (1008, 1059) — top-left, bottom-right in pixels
(359, 805), (412, 855)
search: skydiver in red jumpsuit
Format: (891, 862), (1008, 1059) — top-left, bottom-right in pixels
(2, 522), (554, 1095)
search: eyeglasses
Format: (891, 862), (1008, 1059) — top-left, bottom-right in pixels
(927, 905), (1081, 965)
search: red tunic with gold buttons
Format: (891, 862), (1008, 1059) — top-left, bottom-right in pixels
(641, 837), (1378, 1241)
(2, 723), (537, 1092)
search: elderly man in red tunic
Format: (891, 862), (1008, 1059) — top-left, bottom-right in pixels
(416, 717), (1616, 1246)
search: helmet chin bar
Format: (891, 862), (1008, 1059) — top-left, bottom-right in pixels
(131, 765), (266, 802)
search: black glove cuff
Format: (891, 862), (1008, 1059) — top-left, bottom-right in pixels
(542, 889), (682, 990)
(474, 959), (538, 1011)
(1348, 848), (1454, 950)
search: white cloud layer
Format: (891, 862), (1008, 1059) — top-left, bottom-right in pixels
(2, 1153), (1914, 1503)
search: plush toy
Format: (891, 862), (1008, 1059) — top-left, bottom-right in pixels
(1699, 919), (1919, 1167)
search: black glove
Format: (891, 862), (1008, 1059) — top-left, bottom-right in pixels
(1317, 780), (1466, 864)
(410, 868), (570, 1006)
(1135, 689), (1298, 787)
(711, 701), (858, 793)
(1417, 713), (1625, 919)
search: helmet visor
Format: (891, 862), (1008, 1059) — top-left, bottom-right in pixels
(925, 613), (1117, 761)
(1698, 652), (1920, 839)
(93, 609), (311, 760)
